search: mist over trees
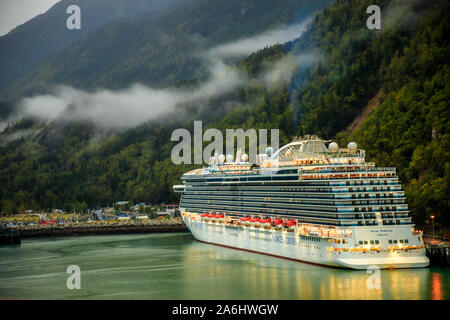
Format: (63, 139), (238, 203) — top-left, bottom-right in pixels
(0, 0), (448, 231)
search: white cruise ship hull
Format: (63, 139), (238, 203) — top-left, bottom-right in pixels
(181, 211), (429, 270)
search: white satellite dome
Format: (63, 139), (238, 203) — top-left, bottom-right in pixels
(328, 142), (339, 152)
(218, 154), (225, 164)
(347, 142), (357, 151)
(226, 154), (233, 163)
(241, 153), (249, 162)
(265, 147), (274, 157)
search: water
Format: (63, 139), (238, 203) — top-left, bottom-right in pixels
(0, 233), (448, 300)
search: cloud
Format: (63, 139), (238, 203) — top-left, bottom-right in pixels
(17, 60), (247, 129)
(260, 52), (321, 86)
(0, 128), (42, 146)
(7, 17), (314, 130)
(205, 18), (312, 59)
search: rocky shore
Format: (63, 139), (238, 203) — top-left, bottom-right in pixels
(6, 218), (188, 238)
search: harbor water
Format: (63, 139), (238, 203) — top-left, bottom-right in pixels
(0, 233), (448, 300)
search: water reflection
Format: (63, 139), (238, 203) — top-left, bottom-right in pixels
(181, 240), (447, 300)
(0, 233), (447, 300)
(431, 272), (443, 300)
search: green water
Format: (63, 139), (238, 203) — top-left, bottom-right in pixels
(0, 233), (448, 300)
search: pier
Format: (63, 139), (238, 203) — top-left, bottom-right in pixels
(424, 236), (450, 268)
(0, 228), (21, 245)
(425, 246), (450, 268)
(0, 218), (188, 240)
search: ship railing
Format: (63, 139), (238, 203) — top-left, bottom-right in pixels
(365, 167), (396, 173)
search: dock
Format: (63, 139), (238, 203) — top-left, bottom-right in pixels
(0, 228), (21, 245)
(424, 236), (450, 268)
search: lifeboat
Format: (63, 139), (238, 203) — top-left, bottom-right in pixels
(207, 213), (215, 218)
(283, 220), (296, 228)
(272, 219), (283, 226)
(200, 213), (209, 217)
(216, 214), (224, 219)
(240, 217), (250, 221)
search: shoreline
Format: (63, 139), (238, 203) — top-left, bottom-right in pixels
(3, 219), (189, 239)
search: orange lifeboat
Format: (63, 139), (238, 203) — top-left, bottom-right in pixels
(283, 220), (296, 228)
(272, 219), (283, 226)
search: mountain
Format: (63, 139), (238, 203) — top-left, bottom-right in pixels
(288, 0), (450, 228)
(0, 0), (448, 230)
(0, 0), (332, 100)
(0, 0), (178, 93)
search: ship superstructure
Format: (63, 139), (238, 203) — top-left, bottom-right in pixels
(173, 136), (429, 269)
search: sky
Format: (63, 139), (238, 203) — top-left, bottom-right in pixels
(0, 0), (60, 36)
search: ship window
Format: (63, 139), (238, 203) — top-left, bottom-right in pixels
(388, 240), (393, 244)
(359, 241), (363, 245)
(375, 240), (379, 244)
(393, 240), (398, 244)
(364, 241), (368, 245)
(405, 239), (409, 243)
(370, 240), (374, 244)
(400, 239), (404, 243)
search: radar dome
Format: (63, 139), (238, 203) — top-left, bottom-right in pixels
(265, 147), (274, 157)
(226, 154), (233, 163)
(328, 142), (338, 152)
(241, 153), (249, 162)
(218, 154), (225, 164)
(347, 142), (357, 151)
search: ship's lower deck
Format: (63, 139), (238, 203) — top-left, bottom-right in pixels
(181, 210), (429, 270)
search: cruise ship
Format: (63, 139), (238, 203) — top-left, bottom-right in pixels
(173, 136), (429, 269)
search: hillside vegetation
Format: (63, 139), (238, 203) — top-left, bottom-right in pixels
(0, 0), (177, 93)
(1, 0), (331, 99)
(0, 0), (448, 230)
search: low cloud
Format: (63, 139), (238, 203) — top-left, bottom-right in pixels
(19, 60), (246, 129)
(260, 52), (320, 86)
(7, 17), (313, 130)
(205, 19), (312, 59)
(0, 128), (42, 145)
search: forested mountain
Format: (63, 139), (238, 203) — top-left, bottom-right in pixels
(290, 0), (450, 228)
(1, 0), (332, 100)
(0, 0), (178, 93)
(0, 0), (448, 231)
